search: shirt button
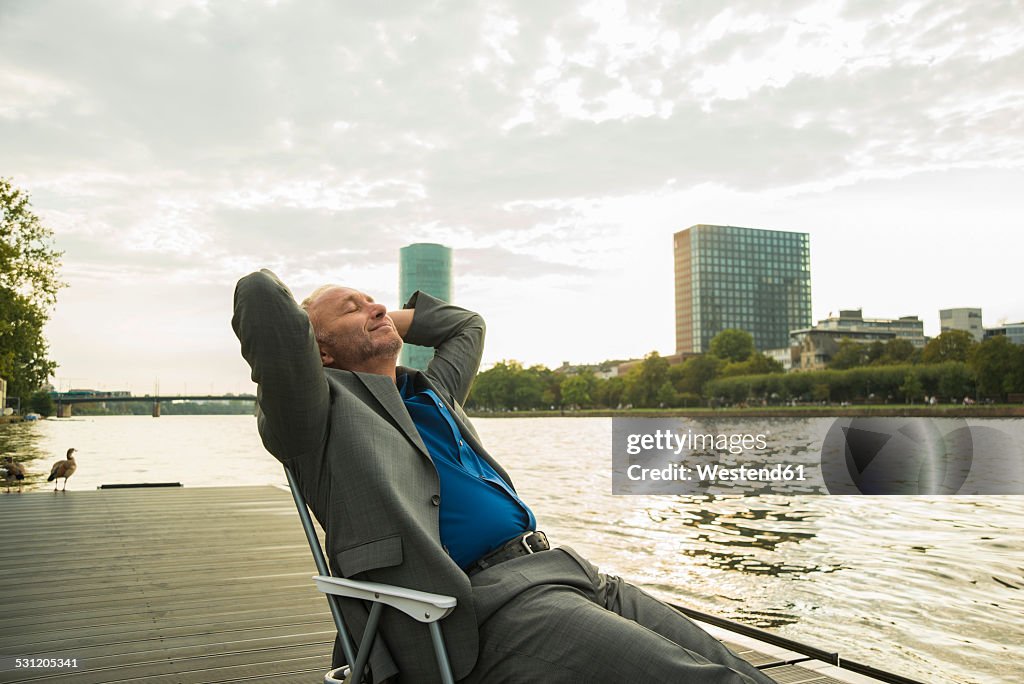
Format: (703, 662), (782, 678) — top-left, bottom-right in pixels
(459, 440), (464, 446)
(431, 494), (440, 506)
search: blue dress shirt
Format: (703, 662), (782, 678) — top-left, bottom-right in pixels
(398, 374), (536, 570)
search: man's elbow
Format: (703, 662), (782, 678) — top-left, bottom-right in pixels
(465, 314), (486, 347)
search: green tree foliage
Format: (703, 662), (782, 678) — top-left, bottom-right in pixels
(467, 361), (558, 410)
(936, 362), (972, 401)
(656, 380), (678, 408)
(721, 352), (784, 377)
(705, 365), (951, 406)
(969, 336), (1024, 401)
(899, 372), (924, 403)
(28, 389), (55, 416)
(922, 330), (976, 364)
(828, 339), (868, 370)
(593, 376), (625, 408)
(830, 338), (920, 369)
(709, 329), (754, 363)
(0, 178), (64, 403)
(878, 338), (920, 365)
(865, 340), (886, 364)
(670, 355), (721, 397)
(561, 374), (594, 408)
(623, 351), (669, 408)
(462, 340), (1022, 411)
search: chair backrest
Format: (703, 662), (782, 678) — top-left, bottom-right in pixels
(283, 465), (359, 668)
(283, 464), (456, 684)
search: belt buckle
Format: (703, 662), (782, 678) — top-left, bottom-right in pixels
(520, 531), (546, 554)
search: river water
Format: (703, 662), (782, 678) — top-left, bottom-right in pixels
(2, 415), (1022, 684)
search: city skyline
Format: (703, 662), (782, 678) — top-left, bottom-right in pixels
(3, 1), (1022, 394)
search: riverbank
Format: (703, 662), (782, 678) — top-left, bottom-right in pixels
(468, 404), (1024, 418)
(0, 415), (24, 425)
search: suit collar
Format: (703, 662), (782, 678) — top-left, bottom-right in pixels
(352, 368), (513, 489)
(352, 370), (430, 461)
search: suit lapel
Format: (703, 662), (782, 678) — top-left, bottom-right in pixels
(353, 371), (431, 461)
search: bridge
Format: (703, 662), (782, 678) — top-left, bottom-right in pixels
(53, 394), (256, 417)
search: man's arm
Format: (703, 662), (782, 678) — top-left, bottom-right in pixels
(387, 308), (414, 339)
(400, 291), (485, 405)
(232, 269), (329, 463)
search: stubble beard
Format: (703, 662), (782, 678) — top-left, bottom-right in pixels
(370, 335), (403, 361)
(334, 332), (403, 370)
(350, 331), (401, 366)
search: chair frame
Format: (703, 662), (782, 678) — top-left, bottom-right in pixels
(284, 466), (457, 684)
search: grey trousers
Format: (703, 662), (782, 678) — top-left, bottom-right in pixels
(464, 547), (777, 683)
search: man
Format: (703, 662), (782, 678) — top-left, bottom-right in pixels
(233, 269), (776, 683)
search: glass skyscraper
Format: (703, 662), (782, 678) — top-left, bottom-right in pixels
(674, 225), (811, 353)
(399, 243), (453, 370)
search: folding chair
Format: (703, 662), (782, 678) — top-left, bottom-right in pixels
(283, 465), (457, 684)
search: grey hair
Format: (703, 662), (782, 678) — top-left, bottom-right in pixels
(301, 284), (341, 345)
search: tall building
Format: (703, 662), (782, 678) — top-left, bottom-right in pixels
(674, 224), (811, 353)
(940, 308), (983, 341)
(399, 243), (453, 370)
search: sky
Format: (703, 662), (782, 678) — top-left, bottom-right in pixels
(2, 0), (1022, 395)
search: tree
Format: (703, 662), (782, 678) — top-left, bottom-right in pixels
(721, 352), (784, 377)
(28, 389), (55, 417)
(656, 380), (678, 408)
(969, 336), (1022, 401)
(624, 351), (669, 408)
(899, 372), (924, 404)
(877, 338), (919, 365)
(561, 375), (592, 409)
(936, 362), (972, 402)
(709, 329), (754, 363)
(0, 178), (65, 405)
(671, 355), (721, 398)
(922, 330), (976, 364)
(865, 340), (886, 365)
(828, 339), (868, 370)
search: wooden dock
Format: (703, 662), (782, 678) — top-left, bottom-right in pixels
(0, 486), (333, 683)
(0, 486), (893, 684)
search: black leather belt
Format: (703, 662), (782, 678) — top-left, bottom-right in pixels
(466, 531), (550, 576)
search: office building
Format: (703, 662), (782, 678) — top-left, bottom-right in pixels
(674, 224), (811, 353)
(399, 243), (453, 370)
(791, 309), (926, 370)
(812, 309), (925, 346)
(940, 308), (983, 342)
(984, 322), (1024, 346)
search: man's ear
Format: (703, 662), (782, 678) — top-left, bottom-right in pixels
(319, 345), (334, 368)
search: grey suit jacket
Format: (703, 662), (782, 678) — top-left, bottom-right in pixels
(232, 270), (512, 683)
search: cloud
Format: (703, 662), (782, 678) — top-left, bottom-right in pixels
(4, 0), (1023, 390)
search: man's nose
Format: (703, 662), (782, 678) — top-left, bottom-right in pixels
(368, 302), (387, 318)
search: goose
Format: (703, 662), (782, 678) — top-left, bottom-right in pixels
(48, 448), (77, 491)
(2, 455), (26, 493)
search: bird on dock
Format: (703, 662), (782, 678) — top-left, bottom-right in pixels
(2, 455), (27, 493)
(48, 448), (77, 491)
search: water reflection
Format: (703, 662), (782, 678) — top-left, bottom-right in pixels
(0, 421), (54, 491)
(664, 496), (843, 578)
